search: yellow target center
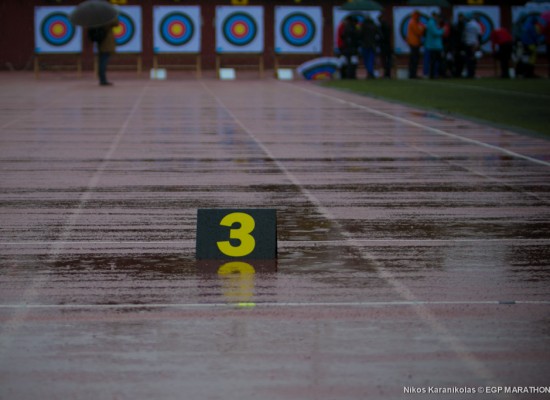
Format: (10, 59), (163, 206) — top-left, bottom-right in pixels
(292, 25), (305, 36)
(171, 24), (183, 35)
(52, 23), (65, 36)
(234, 23), (246, 35)
(113, 24), (123, 35)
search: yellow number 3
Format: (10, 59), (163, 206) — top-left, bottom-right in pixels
(217, 212), (256, 257)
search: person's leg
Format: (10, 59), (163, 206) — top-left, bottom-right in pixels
(366, 49), (375, 78)
(98, 52), (111, 85)
(409, 46), (419, 78)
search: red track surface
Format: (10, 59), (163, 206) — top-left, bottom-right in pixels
(1, 72), (549, 399)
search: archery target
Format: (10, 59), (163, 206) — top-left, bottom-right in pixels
(114, 13), (134, 46)
(296, 57), (342, 80)
(454, 6), (500, 52)
(153, 6), (201, 53)
(275, 6), (322, 54)
(35, 6), (82, 54)
(216, 6), (264, 53)
(112, 6), (141, 53)
(392, 6), (439, 54)
(161, 13), (194, 46)
(42, 13), (74, 46)
(512, 4), (550, 53)
(223, 12), (257, 46)
(282, 14), (314, 46)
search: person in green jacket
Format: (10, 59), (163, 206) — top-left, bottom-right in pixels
(425, 12), (444, 79)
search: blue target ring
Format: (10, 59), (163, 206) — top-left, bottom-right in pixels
(472, 12), (494, 45)
(160, 12), (194, 46)
(223, 12), (257, 47)
(281, 13), (316, 47)
(41, 13), (75, 47)
(400, 13), (429, 45)
(114, 13), (134, 46)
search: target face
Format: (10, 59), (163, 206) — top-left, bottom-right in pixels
(216, 6), (264, 53)
(41, 13), (75, 46)
(276, 6), (322, 54)
(281, 13), (315, 47)
(472, 12), (494, 45)
(153, 6), (200, 53)
(223, 12), (257, 47)
(160, 12), (194, 46)
(114, 13), (135, 46)
(35, 6), (82, 54)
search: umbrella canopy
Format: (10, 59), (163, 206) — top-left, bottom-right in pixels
(69, 0), (119, 28)
(406, 0), (451, 7)
(340, 0), (384, 12)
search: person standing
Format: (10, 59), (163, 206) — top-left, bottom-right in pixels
(463, 14), (482, 78)
(360, 16), (378, 79)
(490, 27), (513, 78)
(425, 12), (444, 79)
(407, 11), (425, 79)
(96, 19), (118, 86)
(450, 13), (466, 77)
(339, 16), (361, 79)
(377, 14), (393, 79)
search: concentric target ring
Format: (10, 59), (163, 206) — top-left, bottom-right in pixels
(40, 13), (75, 47)
(114, 13), (135, 46)
(222, 12), (257, 47)
(160, 12), (194, 46)
(472, 12), (494, 45)
(281, 13), (316, 47)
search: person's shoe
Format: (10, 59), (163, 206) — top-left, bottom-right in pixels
(100, 81), (113, 86)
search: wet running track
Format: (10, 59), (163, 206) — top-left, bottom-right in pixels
(1, 74), (549, 399)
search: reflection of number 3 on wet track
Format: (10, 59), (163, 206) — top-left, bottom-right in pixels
(196, 209), (277, 260)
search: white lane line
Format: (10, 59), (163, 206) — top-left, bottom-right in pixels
(0, 84), (150, 353)
(292, 83), (550, 168)
(200, 81), (502, 383)
(1, 300), (548, 310)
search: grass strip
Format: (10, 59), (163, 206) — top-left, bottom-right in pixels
(323, 78), (550, 137)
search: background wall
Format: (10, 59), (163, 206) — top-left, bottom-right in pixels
(0, 0), (528, 72)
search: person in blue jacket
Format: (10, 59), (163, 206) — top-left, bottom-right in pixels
(425, 12), (444, 79)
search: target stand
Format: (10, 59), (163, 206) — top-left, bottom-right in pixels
(93, 53), (142, 76)
(153, 54), (201, 78)
(216, 54), (264, 79)
(34, 53), (82, 79)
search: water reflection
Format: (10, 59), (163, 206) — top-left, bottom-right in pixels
(196, 260), (277, 306)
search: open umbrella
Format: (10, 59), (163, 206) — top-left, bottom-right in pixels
(69, 0), (119, 28)
(340, 0), (384, 12)
(406, 0), (451, 7)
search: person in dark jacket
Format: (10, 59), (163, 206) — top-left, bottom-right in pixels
(339, 16), (360, 79)
(377, 14), (393, 79)
(360, 16), (378, 79)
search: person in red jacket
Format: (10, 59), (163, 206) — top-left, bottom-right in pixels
(490, 27), (513, 78)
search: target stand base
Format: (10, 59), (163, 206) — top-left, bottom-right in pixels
(153, 54), (202, 79)
(216, 54), (264, 79)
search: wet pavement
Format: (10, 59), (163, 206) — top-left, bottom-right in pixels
(0, 73), (549, 399)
